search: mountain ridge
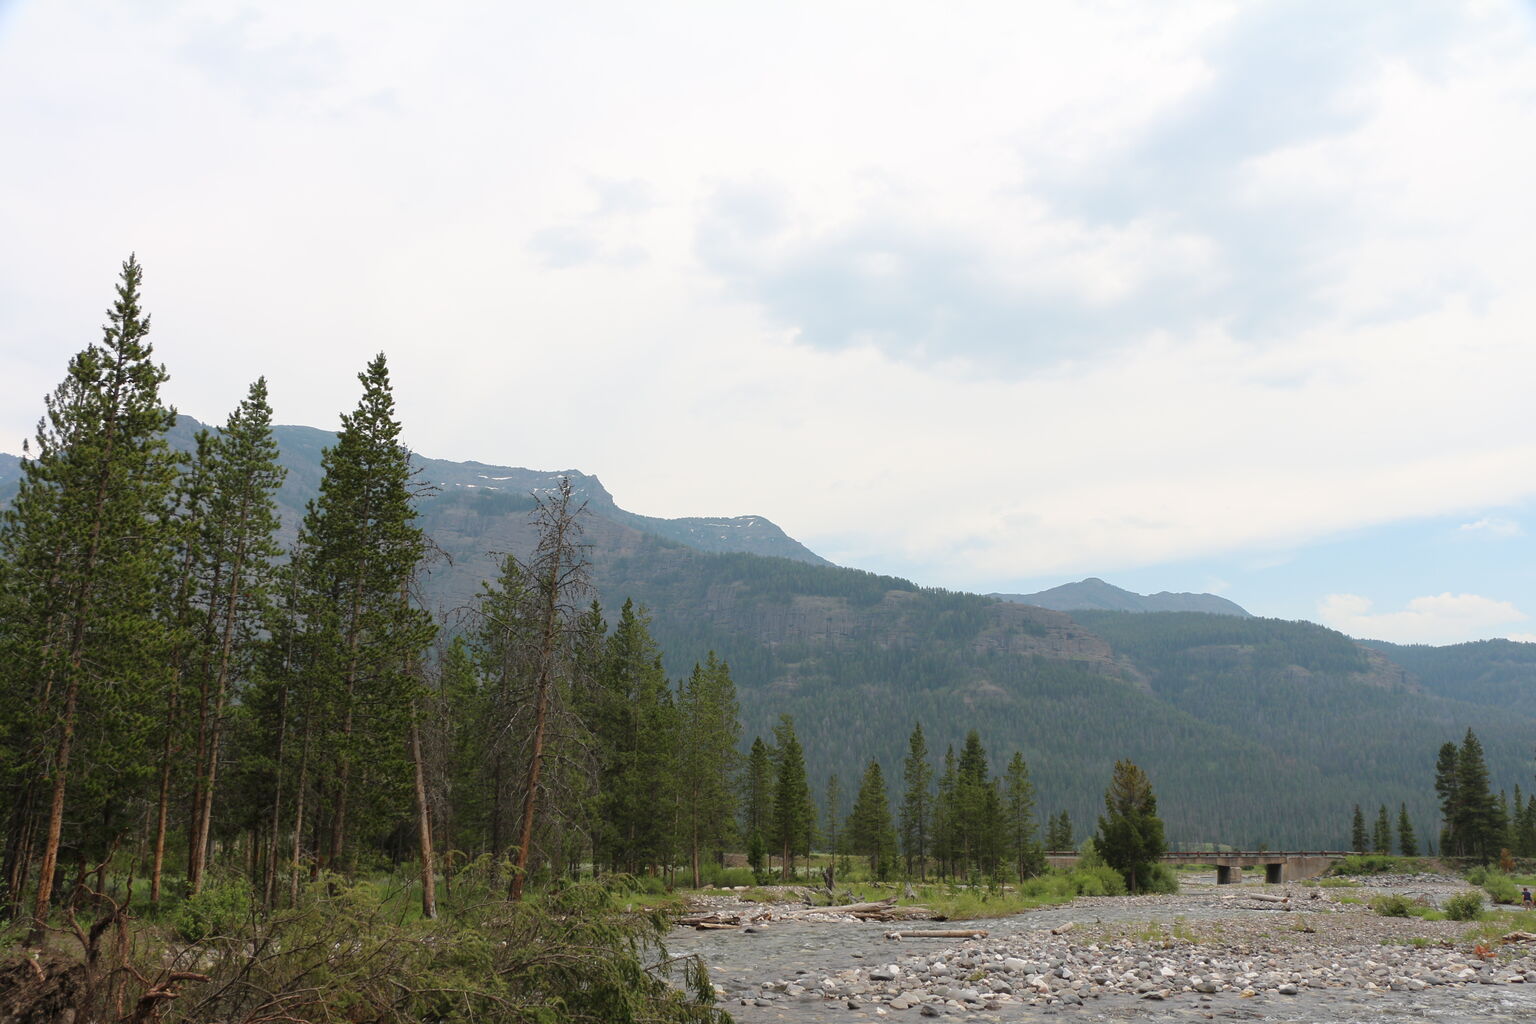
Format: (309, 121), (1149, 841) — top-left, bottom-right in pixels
(5, 419), (1536, 846)
(995, 576), (1251, 617)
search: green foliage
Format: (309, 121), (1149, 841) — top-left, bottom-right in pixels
(1142, 863), (1181, 894)
(1327, 854), (1404, 875)
(1096, 760), (1166, 892)
(770, 716), (814, 877)
(1444, 891), (1484, 920)
(1372, 893), (1413, 917)
(0, 256), (181, 929)
(173, 875), (253, 942)
(1477, 869), (1520, 904)
(846, 759), (898, 880)
(900, 722), (933, 878)
(166, 874), (729, 1024)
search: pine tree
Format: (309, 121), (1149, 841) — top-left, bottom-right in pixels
(678, 653), (740, 888)
(592, 600), (675, 874)
(770, 716), (813, 880)
(183, 379), (286, 894)
(954, 731), (1000, 876)
(932, 746), (958, 880)
(742, 737), (774, 873)
(1002, 752), (1043, 880)
(1350, 805), (1367, 852)
(846, 760), (897, 879)
(287, 354), (434, 876)
(1434, 741), (1459, 854)
(1372, 805), (1391, 854)
(1397, 803), (1418, 857)
(1096, 760), (1166, 893)
(899, 722), (932, 879)
(1049, 811), (1073, 851)
(823, 773), (842, 862)
(1452, 729), (1500, 862)
(0, 256), (179, 942)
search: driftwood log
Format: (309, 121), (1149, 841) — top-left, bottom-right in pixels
(885, 928), (989, 940)
(1050, 922), (1075, 935)
(797, 899), (898, 915)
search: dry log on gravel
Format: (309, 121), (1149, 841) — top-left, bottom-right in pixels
(1051, 922), (1076, 935)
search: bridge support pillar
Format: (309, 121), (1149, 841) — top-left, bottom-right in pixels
(1265, 863), (1282, 884)
(1216, 865), (1241, 884)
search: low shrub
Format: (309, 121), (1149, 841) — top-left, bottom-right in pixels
(1069, 866), (1127, 897)
(1478, 870), (1519, 905)
(173, 875), (252, 942)
(1444, 891), (1483, 921)
(1371, 893), (1412, 918)
(1142, 863), (1180, 895)
(1329, 855), (1401, 876)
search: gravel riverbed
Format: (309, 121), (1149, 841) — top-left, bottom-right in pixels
(665, 875), (1536, 1023)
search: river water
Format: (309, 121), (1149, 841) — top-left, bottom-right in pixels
(664, 885), (1536, 1024)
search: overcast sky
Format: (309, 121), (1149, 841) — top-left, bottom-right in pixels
(4, 1), (1536, 645)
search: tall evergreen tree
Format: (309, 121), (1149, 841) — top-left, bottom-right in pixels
(286, 354), (434, 876)
(1434, 741), (1459, 854)
(678, 653), (740, 889)
(1397, 803), (1418, 857)
(770, 716), (813, 879)
(932, 746), (958, 879)
(846, 760), (897, 879)
(1096, 760), (1166, 893)
(954, 731), (1001, 875)
(742, 736), (774, 872)
(1372, 805), (1391, 854)
(1350, 805), (1367, 852)
(1047, 811), (1073, 851)
(592, 600), (675, 874)
(1002, 752), (1043, 880)
(1451, 729), (1501, 861)
(182, 379), (286, 894)
(0, 256), (179, 942)
(899, 722), (932, 879)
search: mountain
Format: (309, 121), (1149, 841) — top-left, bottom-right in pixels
(994, 577), (1251, 617)
(1359, 638), (1536, 720)
(4, 419), (1532, 848)
(0, 451), (19, 492)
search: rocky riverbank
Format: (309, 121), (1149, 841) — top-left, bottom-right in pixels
(667, 875), (1536, 1021)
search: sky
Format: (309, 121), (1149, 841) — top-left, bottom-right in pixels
(3, 0), (1536, 645)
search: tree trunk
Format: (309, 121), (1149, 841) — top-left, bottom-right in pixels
(410, 718), (437, 919)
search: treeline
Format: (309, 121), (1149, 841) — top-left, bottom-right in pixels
(0, 261), (746, 1022)
(0, 259), (1082, 956)
(1348, 728), (1536, 863)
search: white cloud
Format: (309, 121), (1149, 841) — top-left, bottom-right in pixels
(1316, 592), (1529, 645)
(1457, 517), (1522, 538)
(2, 1), (1536, 607)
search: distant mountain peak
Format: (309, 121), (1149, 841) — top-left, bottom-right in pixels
(991, 578), (1251, 617)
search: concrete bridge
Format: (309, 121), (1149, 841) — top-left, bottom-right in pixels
(1044, 850), (1352, 884)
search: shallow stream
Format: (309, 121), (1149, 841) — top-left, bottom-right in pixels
(664, 881), (1536, 1023)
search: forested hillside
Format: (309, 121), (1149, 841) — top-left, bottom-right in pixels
(1361, 638), (1536, 719)
(8, 387), (1535, 850)
(1070, 612), (1536, 847)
